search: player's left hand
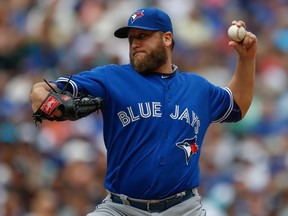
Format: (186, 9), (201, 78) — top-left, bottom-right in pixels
(32, 87), (103, 125)
(229, 20), (258, 60)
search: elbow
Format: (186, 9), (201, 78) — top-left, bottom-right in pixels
(237, 97), (253, 119)
(240, 105), (251, 119)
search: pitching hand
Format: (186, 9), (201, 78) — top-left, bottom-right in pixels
(229, 20), (257, 60)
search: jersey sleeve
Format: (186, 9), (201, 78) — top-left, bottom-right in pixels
(208, 83), (234, 123)
(54, 65), (111, 98)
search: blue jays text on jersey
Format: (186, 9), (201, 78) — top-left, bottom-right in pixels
(117, 102), (200, 132)
(54, 64), (235, 200)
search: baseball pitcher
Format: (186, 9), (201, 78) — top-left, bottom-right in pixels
(30, 8), (257, 216)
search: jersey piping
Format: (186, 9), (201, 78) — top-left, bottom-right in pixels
(212, 87), (233, 123)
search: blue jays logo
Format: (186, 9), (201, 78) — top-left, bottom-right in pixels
(176, 136), (199, 165)
(130, 10), (144, 23)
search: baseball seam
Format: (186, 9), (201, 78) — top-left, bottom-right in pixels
(237, 27), (241, 41)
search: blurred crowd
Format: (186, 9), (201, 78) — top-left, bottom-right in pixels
(0, 0), (287, 215)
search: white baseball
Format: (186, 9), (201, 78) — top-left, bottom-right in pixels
(228, 25), (246, 42)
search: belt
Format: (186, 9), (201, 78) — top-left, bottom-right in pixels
(110, 189), (196, 213)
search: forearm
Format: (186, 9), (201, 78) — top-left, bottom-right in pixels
(228, 57), (255, 118)
(226, 20), (257, 118)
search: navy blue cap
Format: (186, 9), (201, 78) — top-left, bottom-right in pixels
(114, 8), (173, 38)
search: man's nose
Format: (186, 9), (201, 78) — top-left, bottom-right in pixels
(131, 39), (141, 48)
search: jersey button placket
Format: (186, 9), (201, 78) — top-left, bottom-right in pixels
(158, 84), (170, 167)
(164, 132), (168, 139)
(166, 85), (171, 103)
(159, 157), (165, 165)
(164, 84), (171, 139)
(164, 85), (171, 140)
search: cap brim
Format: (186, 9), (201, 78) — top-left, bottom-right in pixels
(114, 26), (160, 38)
(114, 27), (130, 38)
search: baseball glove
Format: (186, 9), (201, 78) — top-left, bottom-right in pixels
(32, 81), (103, 125)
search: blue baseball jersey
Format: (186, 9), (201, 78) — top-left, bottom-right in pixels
(55, 64), (234, 199)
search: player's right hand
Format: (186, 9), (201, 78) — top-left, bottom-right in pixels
(228, 20), (257, 60)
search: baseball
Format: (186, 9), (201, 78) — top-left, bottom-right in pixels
(228, 25), (246, 42)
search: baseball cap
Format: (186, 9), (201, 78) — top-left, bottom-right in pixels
(114, 8), (173, 38)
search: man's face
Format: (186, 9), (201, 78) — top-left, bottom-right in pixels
(128, 29), (168, 74)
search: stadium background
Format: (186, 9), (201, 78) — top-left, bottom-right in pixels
(0, 0), (287, 215)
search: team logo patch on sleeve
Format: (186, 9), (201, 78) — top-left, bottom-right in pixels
(176, 136), (199, 165)
(130, 10), (144, 23)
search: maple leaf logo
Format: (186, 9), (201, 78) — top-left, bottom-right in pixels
(176, 136), (199, 165)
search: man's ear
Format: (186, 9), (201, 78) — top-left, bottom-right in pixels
(163, 32), (173, 47)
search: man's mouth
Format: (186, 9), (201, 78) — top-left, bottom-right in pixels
(133, 50), (145, 57)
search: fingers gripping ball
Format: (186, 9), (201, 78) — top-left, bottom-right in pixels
(32, 89), (103, 124)
(228, 25), (246, 42)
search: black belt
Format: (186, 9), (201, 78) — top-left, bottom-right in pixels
(110, 189), (195, 213)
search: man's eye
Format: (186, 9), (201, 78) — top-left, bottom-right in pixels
(128, 34), (147, 43)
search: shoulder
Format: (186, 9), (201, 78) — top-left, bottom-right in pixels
(180, 71), (205, 79)
(178, 71), (210, 86)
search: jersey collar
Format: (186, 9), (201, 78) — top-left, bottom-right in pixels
(160, 64), (178, 79)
